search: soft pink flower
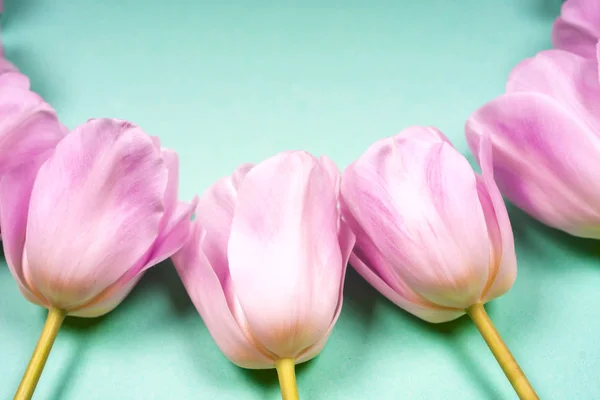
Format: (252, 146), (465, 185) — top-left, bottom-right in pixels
(340, 127), (516, 323)
(466, 45), (600, 239)
(173, 151), (355, 368)
(0, 118), (197, 317)
(552, 0), (600, 58)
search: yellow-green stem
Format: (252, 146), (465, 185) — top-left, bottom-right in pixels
(14, 307), (66, 400)
(275, 358), (299, 400)
(467, 303), (538, 400)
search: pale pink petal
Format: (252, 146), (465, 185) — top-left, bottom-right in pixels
(552, 0), (600, 58)
(296, 220), (355, 363)
(159, 149), (179, 231)
(228, 151), (343, 359)
(195, 163), (253, 286)
(318, 155), (341, 195)
(466, 92), (600, 237)
(25, 119), (168, 310)
(0, 161), (48, 306)
(506, 49), (600, 133)
(349, 252), (465, 323)
(397, 125), (452, 144)
(340, 131), (490, 310)
(136, 149), (198, 271)
(0, 87), (64, 173)
(68, 275), (143, 318)
(473, 136), (517, 302)
(172, 222), (273, 368)
(340, 197), (465, 323)
(142, 199), (198, 271)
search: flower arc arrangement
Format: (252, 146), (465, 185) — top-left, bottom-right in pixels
(2, 0), (600, 398)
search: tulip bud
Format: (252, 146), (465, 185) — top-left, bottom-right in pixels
(340, 126), (516, 323)
(1, 118), (197, 317)
(552, 0), (600, 58)
(340, 127), (538, 398)
(466, 45), (600, 239)
(173, 151), (354, 396)
(6, 119), (197, 399)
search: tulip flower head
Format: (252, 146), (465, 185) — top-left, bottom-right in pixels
(340, 127), (517, 323)
(552, 0), (600, 58)
(467, 44), (600, 239)
(173, 151), (355, 372)
(1, 118), (197, 317)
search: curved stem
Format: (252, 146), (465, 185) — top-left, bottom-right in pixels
(467, 303), (538, 400)
(14, 307), (66, 400)
(275, 358), (299, 400)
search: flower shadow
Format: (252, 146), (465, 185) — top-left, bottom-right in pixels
(507, 203), (600, 263)
(343, 266), (504, 399)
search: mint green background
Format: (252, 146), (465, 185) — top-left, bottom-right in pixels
(1, 1), (597, 399)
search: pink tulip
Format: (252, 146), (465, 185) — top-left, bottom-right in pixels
(2, 118), (196, 317)
(340, 126), (516, 323)
(173, 151), (354, 398)
(466, 45), (600, 239)
(6, 118), (197, 399)
(340, 127), (538, 399)
(552, 0), (600, 58)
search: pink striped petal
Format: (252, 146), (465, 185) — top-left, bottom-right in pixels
(340, 195), (465, 323)
(506, 48), (600, 133)
(227, 151), (344, 359)
(341, 130), (490, 310)
(24, 119), (168, 310)
(466, 92), (600, 238)
(0, 88), (63, 173)
(552, 0), (600, 58)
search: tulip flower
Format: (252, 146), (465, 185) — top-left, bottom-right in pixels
(341, 127), (537, 399)
(552, 0), (600, 58)
(3, 119), (197, 400)
(173, 151), (355, 400)
(466, 45), (600, 240)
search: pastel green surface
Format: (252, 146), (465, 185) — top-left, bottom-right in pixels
(1, 0), (596, 399)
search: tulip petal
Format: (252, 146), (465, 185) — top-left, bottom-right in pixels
(341, 197), (465, 323)
(0, 162), (48, 306)
(318, 155), (341, 195)
(506, 49), (600, 133)
(196, 163), (254, 283)
(552, 0), (600, 58)
(173, 222), (273, 368)
(466, 92), (600, 237)
(140, 149), (198, 271)
(228, 152), (344, 359)
(68, 275), (142, 318)
(296, 218), (355, 363)
(341, 131), (490, 309)
(472, 136), (517, 302)
(0, 88), (64, 173)
(25, 119), (168, 310)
